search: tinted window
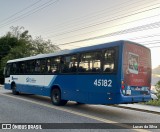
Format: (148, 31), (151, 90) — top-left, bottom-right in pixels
(47, 57), (60, 73)
(103, 48), (116, 73)
(19, 61), (25, 74)
(26, 60), (35, 74)
(11, 63), (18, 74)
(35, 60), (41, 73)
(79, 52), (101, 73)
(23, 59), (46, 74)
(61, 55), (78, 73)
(26, 59), (46, 74)
(40, 59), (46, 73)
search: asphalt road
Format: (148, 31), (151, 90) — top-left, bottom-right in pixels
(0, 87), (160, 132)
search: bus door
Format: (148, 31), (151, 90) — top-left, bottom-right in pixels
(25, 59), (45, 95)
(60, 55), (78, 100)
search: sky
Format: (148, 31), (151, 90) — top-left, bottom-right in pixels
(0, 0), (160, 68)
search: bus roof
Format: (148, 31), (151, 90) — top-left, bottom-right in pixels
(7, 40), (149, 63)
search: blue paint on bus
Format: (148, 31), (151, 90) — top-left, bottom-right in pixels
(4, 40), (152, 105)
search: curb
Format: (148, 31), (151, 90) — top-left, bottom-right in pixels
(111, 105), (160, 115)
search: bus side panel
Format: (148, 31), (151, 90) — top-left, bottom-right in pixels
(74, 44), (123, 104)
(4, 75), (24, 90)
(48, 74), (120, 104)
(43, 75), (57, 96)
(4, 77), (11, 90)
(43, 73), (121, 105)
(77, 75), (120, 104)
(22, 75), (45, 95)
(51, 75), (78, 101)
(57, 43), (123, 104)
(6, 75), (45, 95)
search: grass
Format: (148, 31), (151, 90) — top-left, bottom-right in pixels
(144, 94), (160, 106)
(145, 100), (160, 106)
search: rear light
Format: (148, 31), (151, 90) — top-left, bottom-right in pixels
(121, 80), (125, 89)
(122, 85), (125, 89)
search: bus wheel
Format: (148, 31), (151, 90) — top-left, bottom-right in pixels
(12, 84), (19, 95)
(51, 88), (67, 106)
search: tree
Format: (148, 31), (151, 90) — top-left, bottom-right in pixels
(155, 80), (160, 94)
(0, 27), (31, 84)
(31, 36), (60, 55)
(0, 26), (60, 84)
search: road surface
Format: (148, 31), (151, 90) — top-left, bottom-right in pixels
(0, 87), (159, 132)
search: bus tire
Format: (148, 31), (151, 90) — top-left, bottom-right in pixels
(11, 83), (19, 95)
(51, 88), (67, 106)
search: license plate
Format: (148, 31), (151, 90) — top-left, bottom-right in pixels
(126, 90), (131, 95)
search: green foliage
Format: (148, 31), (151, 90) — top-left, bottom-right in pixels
(31, 36), (60, 55)
(144, 83), (160, 106)
(145, 99), (160, 106)
(155, 80), (160, 94)
(0, 26), (60, 84)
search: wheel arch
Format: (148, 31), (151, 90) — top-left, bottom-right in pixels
(11, 81), (16, 89)
(50, 85), (61, 97)
(50, 84), (67, 106)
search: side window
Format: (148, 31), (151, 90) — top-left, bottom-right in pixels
(35, 60), (41, 73)
(40, 59), (46, 73)
(34, 59), (46, 74)
(30, 60), (35, 74)
(19, 61), (25, 74)
(47, 57), (60, 73)
(79, 52), (101, 73)
(69, 55), (78, 73)
(103, 48), (116, 73)
(61, 55), (78, 73)
(25, 61), (30, 74)
(11, 63), (18, 74)
(25, 60), (35, 74)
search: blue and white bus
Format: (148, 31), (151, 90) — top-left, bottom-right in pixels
(4, 40), (151, 106)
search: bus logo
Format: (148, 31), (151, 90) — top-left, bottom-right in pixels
(26, 77), (36, 83)
(11, 76), (18, 80)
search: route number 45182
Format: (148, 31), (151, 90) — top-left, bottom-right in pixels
(94, 79), (112, 87)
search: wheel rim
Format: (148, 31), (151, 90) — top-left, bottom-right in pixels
(52, 91), (60, 103)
